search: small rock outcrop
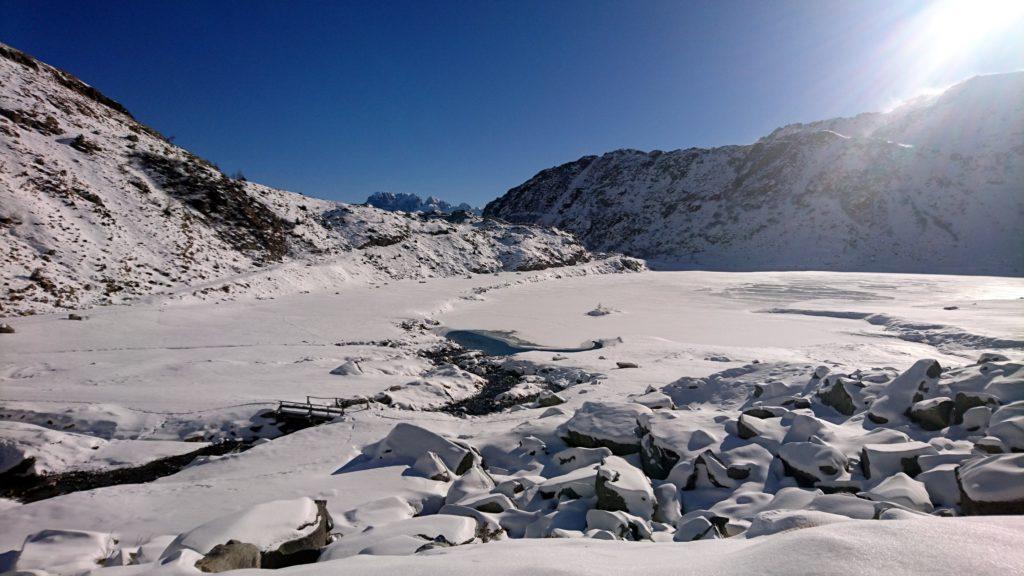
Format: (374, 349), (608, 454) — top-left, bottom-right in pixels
(558, 402), (651, 455)
(195, 540), (260, 573)
(956, 454), (1024, 515)
(595, 456), (655, 520)
(161, 497), (334, 571)
(909, 397), (955, 431)
(362, 422), (479, 474)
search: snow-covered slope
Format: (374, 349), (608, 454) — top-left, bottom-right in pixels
(365, 192), (481, 215)
(0, 43), (608, 316)
(485, 72), (1024, 275)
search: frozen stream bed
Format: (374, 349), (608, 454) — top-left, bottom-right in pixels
(442, 329), (602, 356)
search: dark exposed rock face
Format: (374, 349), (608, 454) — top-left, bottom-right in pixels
(817, 379), (858, 415)
(639, 436), (679, 480)
(562, 429), (640, 456)
(133, 152), (294, 263)
(0, 108), (62, 135)
(594, 472), (630, 513)
(953, 392), (1001, 425)
(68, 134), (100, 154)
(909, 397), (955, 431)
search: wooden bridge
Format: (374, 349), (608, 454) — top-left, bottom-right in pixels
(275, 395), (374, 422)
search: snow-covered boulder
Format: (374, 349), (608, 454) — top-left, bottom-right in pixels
(535, 390), (566, 407)
(816, 375), (862, 415)
(953, 392), (1002, 425)
(961, 405), (992, 432)
(957, 360), (1024, 405)
(445, 466), (495, 506)
(162, 497), (333, 569)
(318, 515), (478, 561)
(411, 451), (453, 481)
(336, 496), (418, 535)
(673, 516), (719, 542)
(714, 442), (774, 485)
(585, 509), (652, 541)
(558, 401), (652, 455)
(918, 463), (962, 508)
(860, 441), (938, 479)
(860, 473), (934, 512)
(516, 436), (548, 458)
(492, 477), (537, 500)
(975, 436), (1006, 453)
(987, 401), (1024, 452)
(909, 397), (955, 431)
(195, 540), (261, 572)
(956, 454), (1024, 515)
(978, 353), (1011, 364)
(781, 413), (833, 444)
(376, 366), (484, 410)
(362, 422), (479, 475)
(436, 504), (505, 540)
(867, 359), (943, 424)
(549, 446), (612, 474)
(653, 483), (683, 524)
(777, 441), (847, 487)
(632, 390), (675, 410)
(639, 411), (720, 479)
(329, 360), (363, 376)
(586, 303), (618, 317)
(595, 456), (656, 520)
(735, 414), (786, 444)
(538, 466), (599, 499)
(457, 493), (516, 514)
(524, 498), (592, 538)
(15, 529), (117, 575)
(673, 450), (748, 490)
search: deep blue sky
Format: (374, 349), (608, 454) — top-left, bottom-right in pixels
(3, 1), (1022, 205)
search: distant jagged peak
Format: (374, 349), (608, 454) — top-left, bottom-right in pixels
(364, 191), (481, 215)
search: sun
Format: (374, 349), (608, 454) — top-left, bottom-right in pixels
(920, 0), (1024, 63)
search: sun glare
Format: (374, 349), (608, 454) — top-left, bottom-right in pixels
(919, 0), (1024, 64)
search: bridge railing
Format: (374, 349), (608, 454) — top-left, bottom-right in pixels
(275, 395), (374, 420)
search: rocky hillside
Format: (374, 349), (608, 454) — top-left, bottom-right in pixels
(0, 44), (625, 316)
(365, 192), (480, 215)
(485, 72), (1024, 275)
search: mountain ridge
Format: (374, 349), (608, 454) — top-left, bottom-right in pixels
(485, 72), (1024, 276)
(0, 43), (638, 316)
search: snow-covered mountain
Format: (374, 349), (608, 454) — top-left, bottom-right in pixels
(0, 44), (628, 316)
(485, 72), (1024, 275)
(365, 191), (481, 215)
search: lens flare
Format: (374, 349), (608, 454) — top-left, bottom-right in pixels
(918, 0), (1024, 68)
